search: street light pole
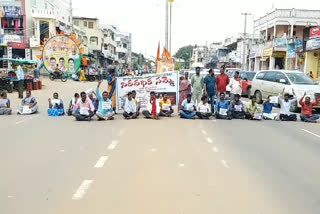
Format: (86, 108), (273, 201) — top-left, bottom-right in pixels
(241, 12), (251, 70)
(169, 1), (172, 54)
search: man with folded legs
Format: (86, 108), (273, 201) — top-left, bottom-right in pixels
(278, 89), (297, 121)
(180, 93), (196, 119)
(159, 92), (174, 117)
(95, 81), (115, 120)
(123, 92), (138, 120)
(230, 94), (245, 119)
(215, 93), (232, 120)
(73, 92), (95, 121)
(299, 93), (319, 123)
(196, 95), (211, 119)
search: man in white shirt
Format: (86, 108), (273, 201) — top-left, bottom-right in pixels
(228, 71), (242, 101)
(196, 95), (211, 119)
(123, 92), (138, 120)
(278, 89), (297, 121)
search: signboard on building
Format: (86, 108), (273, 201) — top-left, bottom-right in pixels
(3, 6), (22, 17)
(3, 35), (22, 43)
(295, 39), (303, 53)
(263, 48), (273, 57)
(306, 38), (320, 51)
(309, 26), (320, 39)
(116, 72), (179, 113)
(42, 35), (81, 73)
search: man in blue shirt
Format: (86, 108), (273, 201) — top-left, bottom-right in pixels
(215, 93), (232, 120)
(95, 81), (115, 120)
(204, 69), (216, 113)
(262, 95), (278, 120)
(180, 93), (196, 119)
(16, 64), (25, 99)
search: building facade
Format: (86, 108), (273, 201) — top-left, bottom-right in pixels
(252, 9), (320, 71)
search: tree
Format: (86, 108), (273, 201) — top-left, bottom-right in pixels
(174, 45), (194, 69)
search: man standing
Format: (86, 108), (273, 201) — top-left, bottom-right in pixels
(278, 89), (297, 121)
(73, 92), (95, 121)
(16, 64), (24, 99)
(95, 81), (115, 121)
(159, 92), (174, 117)
(142, 91), (160, 119)
(216, 66), (230, 101)
(191, 67), (204, 105)
(228, 71), (242, 100)
(204, 69), (216, 113)
(299, 93), (319, 123)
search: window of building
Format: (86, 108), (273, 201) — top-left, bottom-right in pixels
(88, 22), (94, 29)
(83, 21), (87, 27)
(90, 36), (98, 45)
(74, 20), (79, 26)
(83, 36), (88, 45)
(32, 0), (37, 6)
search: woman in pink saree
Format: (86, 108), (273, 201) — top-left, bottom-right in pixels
(178, 72), (191, 110)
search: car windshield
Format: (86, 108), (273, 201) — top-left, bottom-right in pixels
(286, 73), (316, 85)
(244, 73), (255, 80)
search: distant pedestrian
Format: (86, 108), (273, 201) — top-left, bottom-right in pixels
(310, 71), (314, 79)
(191, 67), (204, 105)
(16, 64), (25, 99)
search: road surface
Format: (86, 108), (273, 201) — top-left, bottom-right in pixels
(1, 79), (320, 214)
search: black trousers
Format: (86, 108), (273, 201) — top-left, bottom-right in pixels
(196, 112), (211, 119)
(18, 80), (24, 98)
(232, 111), (245, 119)
(123, 111), (137, 118)
(73, 112), (95, 121)
(279, 114), (297, 121)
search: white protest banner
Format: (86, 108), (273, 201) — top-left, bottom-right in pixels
(116, 72), (179, 113)
(269, 96), (278, 104)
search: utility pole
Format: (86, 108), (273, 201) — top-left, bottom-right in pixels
(241, 12), (251, 70)
(165, 0), (169, 50)
(169, 1), (172, 54)
(69, 0), (73, 32)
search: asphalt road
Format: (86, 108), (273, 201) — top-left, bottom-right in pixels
(1, 79), (320, 214)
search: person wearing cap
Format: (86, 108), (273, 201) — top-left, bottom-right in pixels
(180, 93), (196, 119)
(278, 89), (297, 121)
(191, 67), (204, 105)
(299, 93), (319, 123)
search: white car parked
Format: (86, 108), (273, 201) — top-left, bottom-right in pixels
(251, 70), (320, 111)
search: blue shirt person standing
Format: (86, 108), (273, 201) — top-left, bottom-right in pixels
(204, 69), (216, 113)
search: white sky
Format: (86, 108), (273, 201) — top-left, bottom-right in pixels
(74, 0), (317, 58)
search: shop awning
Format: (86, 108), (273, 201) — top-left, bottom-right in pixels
(0, 58), (37, 64)
(260, 57), (269, 62)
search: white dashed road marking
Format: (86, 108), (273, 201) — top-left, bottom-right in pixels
(72, 180), (93, 200)
(302, 129), (320, 139)
(212, 147), (219, 152)
(207, 138), (213, 144)
(201, 130), (207, 135)
(94, 156), (109, 168)
(178, 163), (185, 168)
(108, 140), (119, 150)
(7, 195), (14, 198)
(149, 148), (157, 152)
(221, 160), (229, 168)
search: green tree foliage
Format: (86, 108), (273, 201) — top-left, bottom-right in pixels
(174, 45), (194, 68)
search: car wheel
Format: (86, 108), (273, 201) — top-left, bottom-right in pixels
(255, 90), (263, 104)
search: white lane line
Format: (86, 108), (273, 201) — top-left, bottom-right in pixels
(302, 129), (320, 139)
(212, 120), (217, 122)
(178, 163), (185, 168)
(149, 148), (157, 152)
(207, 138), (213, 144)
(7, 195), (14, 198)
(201, 130), (207, 135)
(72, 180), (93, 200)
(59, 149), (65, 153)
(212, 147), (219, 152)
(108, 140), (119, 150)
(94, 156), (109, 168)
(15, 118), (29, 125)
(221, 160), (229, 168)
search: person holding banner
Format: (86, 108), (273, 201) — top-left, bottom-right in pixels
(196, 95), (211, 119)
(95, 81), (115, 121)
(47, 92), (65, 116)
(215, 93), (232, 120)
(72, 92), (95, 121)
(230, 94), (245, 119)
(107, 70), (117, 111)
(180, 93), (196, 119)
(123, 92), (138, 120)
(142, 91), (160, 120)
(17, 91), (39, 115)
(262, 95), (278, 120)
(245, 96), (262, 120)
(159, 92), (174, 117)
(299, 93), (319, 123)
(191, 67), (204, 105)
(0, 91), (12, 115)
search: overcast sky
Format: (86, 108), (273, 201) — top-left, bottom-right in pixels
(74, 0), (317, 57)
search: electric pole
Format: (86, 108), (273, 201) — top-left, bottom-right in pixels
(165, 0), (169, 51)
(241, 12), (251, 70)
(169, 1), (173, 54)
(70, 0), (73, 32)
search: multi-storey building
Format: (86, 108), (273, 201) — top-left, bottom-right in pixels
(101, 25), (117, 66)
(115, 30), (132, 67)
(252, 8), (320, 71)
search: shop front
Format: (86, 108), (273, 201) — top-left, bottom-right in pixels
(305, 37), (320, 78)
